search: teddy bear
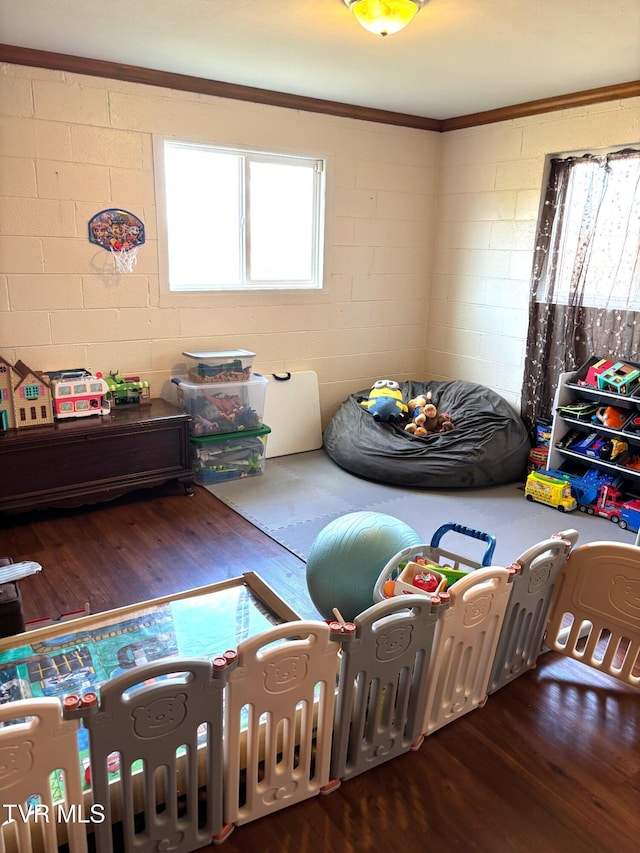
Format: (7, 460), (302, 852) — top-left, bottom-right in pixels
(404, 390), (454, 436)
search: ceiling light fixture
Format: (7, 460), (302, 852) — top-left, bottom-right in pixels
(343, 0), (426, 37)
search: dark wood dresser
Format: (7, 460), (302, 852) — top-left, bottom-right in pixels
(0, 399), (194, 512)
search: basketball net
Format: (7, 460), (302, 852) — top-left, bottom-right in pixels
(110, 245), (139, 274)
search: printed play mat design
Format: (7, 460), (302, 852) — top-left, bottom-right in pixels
(0, 578), (291, 794)
(0, 582), (284, 702)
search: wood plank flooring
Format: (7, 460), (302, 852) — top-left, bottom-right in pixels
(0, 483), (638, 853)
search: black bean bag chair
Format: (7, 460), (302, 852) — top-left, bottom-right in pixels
(323, 379), (531, 488)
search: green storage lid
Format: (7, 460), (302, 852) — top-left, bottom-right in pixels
(190, 424), (271, 445)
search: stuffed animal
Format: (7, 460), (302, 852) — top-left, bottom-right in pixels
(359, 379), (408, 424)
(405, 390), (454, 436)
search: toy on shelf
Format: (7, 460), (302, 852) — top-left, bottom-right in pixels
(555, 401), (599, 421)
(592, 405), (628, 430)
(599, 437), (628, 461)
(359, 379), (408, 424)
(564, 431), (627, 462)
(623, 413), (640, 435)
(45, 368), (111, 419)
(556, 428), (582, 449)
(597, 361), (640, 395)
(3, 359), (55, 429)
(580, 357), (615, 388)
(622, 453), (640, 471)
(104, 371), (151, 405)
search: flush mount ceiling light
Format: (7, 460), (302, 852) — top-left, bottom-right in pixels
(343, 0), (426, 37)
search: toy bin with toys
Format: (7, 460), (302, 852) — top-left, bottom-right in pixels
(373, 522), (496, 602)
(172, 373), (268, 436)
(190, 425), (271, 484)
(182, 349), (255, 383)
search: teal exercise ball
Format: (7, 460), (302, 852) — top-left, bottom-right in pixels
(306, 511), (422, 622)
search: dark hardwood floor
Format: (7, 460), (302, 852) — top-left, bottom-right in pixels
(1, 483), (638, 853)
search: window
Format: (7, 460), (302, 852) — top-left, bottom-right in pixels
(521, 147), (640, 436)
(24, 385), (40, 400)
(536, 150), (640, 310)
(156, 139), (326, 292)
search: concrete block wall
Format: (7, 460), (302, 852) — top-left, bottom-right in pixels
(0, 63), (439, 426)
(431, 97), (640, 408)
(1, 60), (638, 423)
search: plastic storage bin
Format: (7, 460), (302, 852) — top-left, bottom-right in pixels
(172, 373), (268, 436)
(182, 350), (255, 383)
(190, 425), (271, 484)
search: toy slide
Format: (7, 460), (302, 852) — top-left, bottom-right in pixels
(262, 371), (322, 457)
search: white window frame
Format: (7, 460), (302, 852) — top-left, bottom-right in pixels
(154, 137), (326, 292)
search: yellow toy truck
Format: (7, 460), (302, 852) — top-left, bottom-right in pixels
(525, 471), (577, 513)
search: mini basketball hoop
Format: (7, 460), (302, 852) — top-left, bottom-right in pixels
(88, 208), (145, 274)
(110, 244), (139, 274)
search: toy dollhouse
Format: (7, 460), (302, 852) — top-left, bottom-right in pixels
(0, 358), (55, 429)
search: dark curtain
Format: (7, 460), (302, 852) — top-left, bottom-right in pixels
(520, 149), (640, 438)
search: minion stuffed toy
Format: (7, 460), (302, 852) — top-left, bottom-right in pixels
(360, 379), (408, 424)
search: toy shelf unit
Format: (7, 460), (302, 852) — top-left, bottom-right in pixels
(548, 357), (640, 498)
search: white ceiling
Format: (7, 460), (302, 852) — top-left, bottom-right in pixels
(1, 0), (639, 121)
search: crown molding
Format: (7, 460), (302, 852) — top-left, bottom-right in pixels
(0, 44), (441, 132)
(1, 44), (638, 133)
(441, 80), (640, 131)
